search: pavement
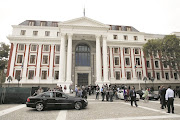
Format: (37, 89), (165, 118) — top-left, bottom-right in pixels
(0, 93), (180, 120)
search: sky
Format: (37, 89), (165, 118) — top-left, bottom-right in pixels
(0, 0), (180, 44)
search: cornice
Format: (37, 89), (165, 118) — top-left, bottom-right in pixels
(12, 25), (59, 30)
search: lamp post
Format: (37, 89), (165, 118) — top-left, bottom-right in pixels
(7, 76), (12, 87)
(143, 77), (147, 88)
(17, 76), (22, 87)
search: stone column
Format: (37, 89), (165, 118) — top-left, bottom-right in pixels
(103, 35), (110, 84)
(59, 33), (66, 82)
(95, 35), (102, 85)
(131, 48), (137, 80)
(141, 48), (147, 78)
(35, 44), (42, 80)
(120, 47), (126, 80)
(9, 43), (17, 80)
(22, 43), (30, 81)
(48, 44), (55, 81)
(66, 33), (73, 83)
(110, 47), (115, 80)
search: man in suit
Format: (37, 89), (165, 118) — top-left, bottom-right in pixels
(160, 85), (166, 109)
(130, 86), (138, 107)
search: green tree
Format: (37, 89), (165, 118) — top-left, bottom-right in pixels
(143, 35), (180, 75)
(0, 42), (10, 86)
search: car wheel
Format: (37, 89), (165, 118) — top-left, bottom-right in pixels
(36, 103), (44, 111)
(75, 102), (82, 110)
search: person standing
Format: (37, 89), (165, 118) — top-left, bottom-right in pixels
(109, 85), (113, 102)
(95, 85), (100, 100)
(165, 85), (174, 113)
(160, 85), (166, 109)
(101, 86), (105, 101)
(143, 88), (149, 102)
(130, 86), (138, 107)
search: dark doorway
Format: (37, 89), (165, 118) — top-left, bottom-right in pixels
(78, 73), (88, 86)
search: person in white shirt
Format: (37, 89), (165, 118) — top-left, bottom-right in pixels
(165, 85), (174, 113)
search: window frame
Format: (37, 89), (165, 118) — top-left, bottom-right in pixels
(124, 48), (130, 55)
(43, 45), (50, 52)
(20, 30), (26, 35)
(42, 54), (49, 65)
(55, 45), (60, 52)
(16, 53), (24, 64)
(41, 70), (48, 80)
(29, 54), (37, 65)
(15, 69), (22, 80)
(33, 31), (38, 36)
(45, 31), (50, 36)
(114, 48), (119, 54)
(54, 70), (59, 80)
(126, 71), (131, 80)
(54, 55), (60, 65)
(114, 56), (120, 66)
(156, 72), (161, 80)
(30, 44), (37, 52)
(124, 35), (128, 40)
(115, 71), (120, 80)
(28, 69), (35, 80)
(125, 57), (131, 67)
(18, 44), (25, 51)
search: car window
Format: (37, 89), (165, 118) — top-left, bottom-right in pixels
(42, 92), (55, 98)
(56, 92), (66, 98)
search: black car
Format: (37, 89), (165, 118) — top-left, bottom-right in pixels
(26, 91), (88, 111)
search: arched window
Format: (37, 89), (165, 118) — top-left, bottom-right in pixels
(75, 44), (90, 66)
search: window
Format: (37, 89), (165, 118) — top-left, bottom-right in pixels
(126, 27), (131, 31)
(55, 45), (60, 52)
(30, 55), (36, 64)
(42, 55), (48, 64)
(124, 35), (128, 40)
(57, 32), (60, 37)
(17, 55), (23, 63)
(137, 71), (142, 80)
(40, 21), (46, 26)
(55, 56), (59, 64)
(165, 73), (169, 80)
(125, 58), (130, 65)
(52, 22), (58, 27)
(119, 26), (122, 31)
(31, 45), (37, 51)
(174, 73), (178, 80)
(45, 31), (50, 36)
(15, 70), (21, 79)
(28, 70), (34, 79)
(56, 92), (66, 98)
(43, 45), (49, 51)
(135, 48), (139, 54)
(134, 36), (138, 40)
(20, 30), (26, 35)
(115, 57), (119, 65)
(42, 92), (51, 98)
(163, 62), (167, 68)
(136, 58), (140, 66)
(114, 48), (118, 53)
(18, 44), (24, 51)
(54, 71), (59, 80)
(155, 61), (159, 68)
(124, 48), (129, 54)
(156, 72), (160, 80)
(29, 21), (35, 26)
(41, 70), (47, 79)
(148, 72), (151, 80)
(113, 35), (118, 39)
(146, 61), (150, 68)
(115, 71), (120, 80)
(33, 31), (38, 36)
(127, 72), (131, 80)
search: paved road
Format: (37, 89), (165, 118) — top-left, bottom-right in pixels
(0, 94), (180, 120)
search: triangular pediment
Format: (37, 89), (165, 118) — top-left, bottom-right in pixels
(60, 17), (109, 28)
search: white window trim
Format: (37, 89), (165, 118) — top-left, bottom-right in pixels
(43, 45), (50, 52)
(136, 71), (142, 80)
(124, 35), (128, 40)
(146, 60), (151, 69)
(55, 45), (60, 52)
(154, 60), (160, 69)
(115, 70), (121, 80)
(155, 72), (161, 80)
(126, 71), (131, 80)
(165, 72), (170, 80)
(41, 69), (48, 80)
(42, 54), (49, 65)
(134, 48), (140, 55)
(29, 53), (37, 65)
(173, 72), (178, 80)
(124, 56), (131, 67)
(18, 44), (25, 52)
(54, 70), (59, 80)
(54, 55), (60, 65)
(30, 44), (37, 52)
(114, 48), (119, 54)
(45, 31), (50, 36)
(14, 69), (22, 79)
(147, 72), (152, 80)
(114, 56), (120, 67)
(135, 57), (141, 67)
(16, 53), (24, 65)
(124, 48), (130, 55)
(28, 69), (35, 80)
(20, 30), (26, 36)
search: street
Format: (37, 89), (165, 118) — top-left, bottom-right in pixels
(0, 94), (180, 120)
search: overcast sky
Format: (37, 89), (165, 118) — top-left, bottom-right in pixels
(0, 0), (180, 44)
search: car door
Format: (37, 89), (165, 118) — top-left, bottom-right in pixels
(42, 92), (56, 107)
(55, 92), (70, 108)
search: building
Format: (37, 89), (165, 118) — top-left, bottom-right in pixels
(5, 17), (180, 92)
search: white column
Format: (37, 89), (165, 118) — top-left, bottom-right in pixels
(103, 35), (109, 84)
(48, 44), (55, 81)
(66, 33), (73, 83)
(120, 47), (126, 80)
(110, 47), (115, 80)
(95, 35), (102, 84)
(35, 44), (42, 80)
(141, 48), (147, 78)
(131, 47), (136, 80)
(9, 43), (17, 79)
(22, 43), (30, 81)
(59, 33), (66, 82)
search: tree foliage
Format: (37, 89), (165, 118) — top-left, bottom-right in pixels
(143, 35), (180, 75)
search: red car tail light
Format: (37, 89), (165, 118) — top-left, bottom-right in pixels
(27, 98), (30, 102)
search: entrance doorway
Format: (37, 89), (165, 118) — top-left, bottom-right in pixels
(77, 73), (88, 86)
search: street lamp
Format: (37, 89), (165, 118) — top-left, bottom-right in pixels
(17, 76), (22, 87)
(143, 77), (147, 88)
(7, 76), (12, 87)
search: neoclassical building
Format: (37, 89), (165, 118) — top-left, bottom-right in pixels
(6, 17), (180, 92)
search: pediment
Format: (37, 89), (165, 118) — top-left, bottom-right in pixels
(60, 17), (109, 28)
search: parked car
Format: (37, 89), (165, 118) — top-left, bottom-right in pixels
(26, 91), (88, 111)
(117, 90), (140, 101)
(136, 90), (145, 99)
(142, 91), (160, 100)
